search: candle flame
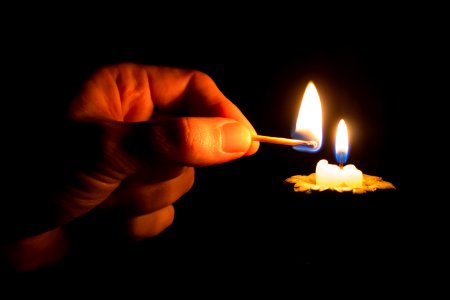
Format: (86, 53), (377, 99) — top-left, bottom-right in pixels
(335, 119), (349, 164)
(291, 81), (322, 152)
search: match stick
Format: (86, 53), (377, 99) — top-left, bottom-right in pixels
(252, 135), (318, 148)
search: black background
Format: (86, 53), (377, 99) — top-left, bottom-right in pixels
(3, 7), (445, 281)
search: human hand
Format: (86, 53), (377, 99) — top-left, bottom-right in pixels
(1, 63), (259, 272)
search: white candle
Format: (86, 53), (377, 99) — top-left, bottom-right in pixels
(316, 159), (363, 188)
(316, 119), (363, 188)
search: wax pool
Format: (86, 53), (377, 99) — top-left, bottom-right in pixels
(315, 159), (363, 188)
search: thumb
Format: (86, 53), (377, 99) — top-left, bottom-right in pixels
(127, 117), (255, 167)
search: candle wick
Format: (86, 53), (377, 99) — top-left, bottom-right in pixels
(338, 152), (344, 169)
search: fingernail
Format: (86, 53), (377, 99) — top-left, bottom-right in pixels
(221, 122), (251, 153)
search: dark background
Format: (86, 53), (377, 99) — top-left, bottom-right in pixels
(3, 8), (445, 279)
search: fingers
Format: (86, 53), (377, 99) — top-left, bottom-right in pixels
(69, 63), (259, 155)
(126, 205), (175, 241)
(44, 114), (253, 227)
(45, 114), (253, 227)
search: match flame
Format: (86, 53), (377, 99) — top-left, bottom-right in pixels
(292, 81), (322, 152)
(335, 119), (349, 164)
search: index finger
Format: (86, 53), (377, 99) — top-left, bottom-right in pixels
(143, 65), (253, 126)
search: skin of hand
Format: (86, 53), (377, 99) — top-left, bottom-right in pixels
(1, 63), (259, 272)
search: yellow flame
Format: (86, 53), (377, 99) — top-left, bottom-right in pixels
(295, 81), (322, 146)
(335, 119), (348, 155)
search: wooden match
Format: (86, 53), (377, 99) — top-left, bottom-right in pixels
(252, 135), (317, 148)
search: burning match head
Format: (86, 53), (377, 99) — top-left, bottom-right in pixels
(307, 140), (319, 148)
(291, 131), (322, 153)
